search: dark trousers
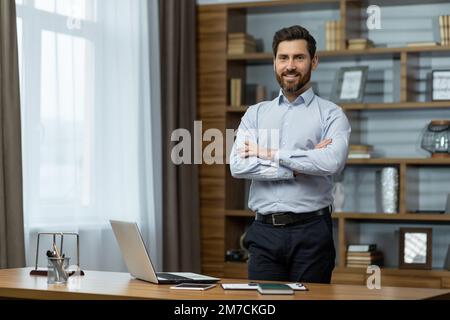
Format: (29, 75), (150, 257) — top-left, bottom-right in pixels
(243, 213), (335, 283)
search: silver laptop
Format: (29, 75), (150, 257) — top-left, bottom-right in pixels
(110, 220), (219, 284)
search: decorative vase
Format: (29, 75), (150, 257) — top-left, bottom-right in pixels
(332, 182), (345, 212)
(420, 120), (450, 158)
(381, 167), (398, 214)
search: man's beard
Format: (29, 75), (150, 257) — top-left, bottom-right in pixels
(276, 67), (312, 95)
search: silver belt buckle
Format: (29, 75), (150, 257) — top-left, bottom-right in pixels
(271, 213), (285, 226)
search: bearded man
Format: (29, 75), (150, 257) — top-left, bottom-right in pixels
(230, 25), (351, 283)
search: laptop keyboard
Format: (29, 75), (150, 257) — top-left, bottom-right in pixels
(156, 272), (189, 280)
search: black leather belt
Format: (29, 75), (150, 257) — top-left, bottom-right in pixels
(256, 206), (331, 227)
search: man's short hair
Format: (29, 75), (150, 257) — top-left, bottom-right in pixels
(272, 25), (317, 58)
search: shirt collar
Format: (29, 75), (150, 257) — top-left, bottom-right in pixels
(277, 86), (315, 107)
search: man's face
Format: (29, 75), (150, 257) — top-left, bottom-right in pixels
(274, 39), (318, 95)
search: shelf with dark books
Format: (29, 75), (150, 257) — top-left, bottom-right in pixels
(346, 245), (384, 269)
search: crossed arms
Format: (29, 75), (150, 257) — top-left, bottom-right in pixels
(229, 107), (351, 181)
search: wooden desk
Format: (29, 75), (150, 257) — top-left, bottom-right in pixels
(0, 268), (449, 300)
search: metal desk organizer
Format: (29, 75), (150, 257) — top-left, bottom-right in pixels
(30, 232), (85, 276)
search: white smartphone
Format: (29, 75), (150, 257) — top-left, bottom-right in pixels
(170, 283), (217, 291)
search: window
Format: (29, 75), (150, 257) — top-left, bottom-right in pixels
(16, 0), (97, 225)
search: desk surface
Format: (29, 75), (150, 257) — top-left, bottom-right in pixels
(0, 268), (449, 300)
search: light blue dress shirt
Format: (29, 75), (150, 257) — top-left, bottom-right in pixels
(229, 87), (351, 215)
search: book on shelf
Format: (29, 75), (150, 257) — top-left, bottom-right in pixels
(347, 38), (374, 50)
(350, 144), (374, 152)
(228, 33), (257, 54)
(439, 15), (450, 46)
(348, 144), (374, 159)
(228, 32), (254, 40)
(325, 20), (343, 51)
(347, 251), (382, 258)
(229, 78), (243, 107)
(447, 15), (450, 45)
(347, 258), (383, 264)
(228, 44), (257, 55)
(346, 254), (383, 261)
(346, 250), (384, 268)
(347, 244), (377, 252)
(348, 153), (372, 159)
(346, 262), (383, 268)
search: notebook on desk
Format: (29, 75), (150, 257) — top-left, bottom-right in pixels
(110, 220), (219, 284)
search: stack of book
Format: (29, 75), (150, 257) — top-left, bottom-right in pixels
(440, 15), (450, 46)
(346, 244), (384, 268)
(228, 33), (257, 54)
(325, 20), (343, 50)
(229, 78), (243, 107)
(347, 38), (374, 50)
(348, 144), (374, 159)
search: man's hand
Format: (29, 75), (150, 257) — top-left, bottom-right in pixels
(239, 141), (276, 160)
(315, 138), (332, 149)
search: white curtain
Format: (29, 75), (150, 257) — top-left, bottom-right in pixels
(16, 0), (162, 272)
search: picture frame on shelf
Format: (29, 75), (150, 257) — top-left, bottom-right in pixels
(331, 66), (368, 103)
(446, 193), (450, 214)
(399, 228), (432, 270)
(444, 244), (450, 271)
(431, 70), (450, 101)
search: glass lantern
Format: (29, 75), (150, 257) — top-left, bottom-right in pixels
(420, 120), (450, 158)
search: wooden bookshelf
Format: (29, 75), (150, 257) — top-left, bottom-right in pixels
(197, 0), (450, 288)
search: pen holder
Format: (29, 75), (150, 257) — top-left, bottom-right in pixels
(47, 257), (70, 284)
